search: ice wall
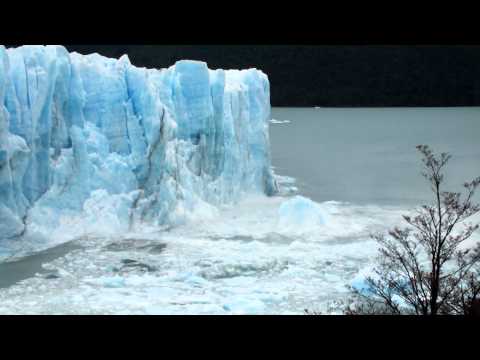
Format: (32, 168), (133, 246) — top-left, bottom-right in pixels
(0, 45), (277, 241)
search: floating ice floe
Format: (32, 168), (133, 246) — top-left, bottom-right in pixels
(0, 190), (426, 315)
(270, 119), (291, 124)
(278, 196), (329, 233)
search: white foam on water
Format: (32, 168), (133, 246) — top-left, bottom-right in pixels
(0, 184), (425, 314)
(1, 171), (479, 315)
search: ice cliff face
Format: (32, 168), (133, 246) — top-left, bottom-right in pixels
(0, 45), (277, 241)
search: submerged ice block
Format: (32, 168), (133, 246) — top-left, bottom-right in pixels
(0, 45), (277, 241)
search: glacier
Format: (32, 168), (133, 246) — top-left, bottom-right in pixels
(0, 45), (277, 244)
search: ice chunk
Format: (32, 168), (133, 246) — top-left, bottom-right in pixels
(84, 276), (126, 288)
(350, 267), (375, 295)
(270, 119), (291, 124)
(222, 297), (267, 314)
(278, 196), (328, 232)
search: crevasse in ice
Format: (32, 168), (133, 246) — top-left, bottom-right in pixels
(0, 45), (277, 241)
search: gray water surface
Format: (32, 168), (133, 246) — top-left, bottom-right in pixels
(0, 241), (83, 289)
(271, 107), (480, 206)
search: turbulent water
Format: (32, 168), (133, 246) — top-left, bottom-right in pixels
(0, 107), (479, 315)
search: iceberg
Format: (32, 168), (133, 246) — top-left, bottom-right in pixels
(278, 196), (328, 232)
(0, 45), (277, 243)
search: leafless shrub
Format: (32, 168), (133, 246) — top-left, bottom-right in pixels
(347, 145), (480, 315)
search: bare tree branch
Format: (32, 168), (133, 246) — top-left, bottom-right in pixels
(344, 145), (480, 315)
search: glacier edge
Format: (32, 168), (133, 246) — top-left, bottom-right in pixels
(0, 45), (277, 244)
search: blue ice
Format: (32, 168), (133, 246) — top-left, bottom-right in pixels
(0, 45), (277, 241)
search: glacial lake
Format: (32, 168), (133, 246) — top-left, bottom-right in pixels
(271, 107), (480, 206)
(0, 107), (479, 314)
